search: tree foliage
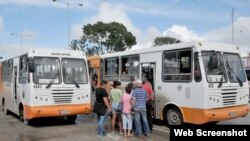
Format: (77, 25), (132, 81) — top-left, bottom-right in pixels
(153, 36), (181, 47)
(70, 21), (136, 55)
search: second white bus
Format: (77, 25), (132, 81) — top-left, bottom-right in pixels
(89, 41), (249, 125)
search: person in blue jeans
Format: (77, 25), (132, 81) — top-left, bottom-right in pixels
(95, 80), (111, 137)
(132, 79), (150, 137)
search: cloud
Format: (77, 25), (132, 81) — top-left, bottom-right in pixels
(163, 25), (203, 42)
(0, 16), (3, 32)
(204, 17), (250, 46)
(162, 17), (250, 55)
(71, 2), (161, 49)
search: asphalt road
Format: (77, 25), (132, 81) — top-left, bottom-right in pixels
(0, 107), (169, 141)
(0, 103), (249, 141)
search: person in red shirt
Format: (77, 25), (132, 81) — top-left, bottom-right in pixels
(142, 77), (154, 133)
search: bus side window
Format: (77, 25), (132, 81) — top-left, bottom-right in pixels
(121, 55), (139, 81)
(194, 57), (202, 82)
(103, 57), (119, 81)
(162, 50), (192, 82)
(19, 55), (28, 84)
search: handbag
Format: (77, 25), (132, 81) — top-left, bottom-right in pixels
(117, 94), (124, 114)
(117, 101), (123, 114)
(93, 102), (106, 115)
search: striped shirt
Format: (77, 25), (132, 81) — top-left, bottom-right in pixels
(132, 87), (147, 109)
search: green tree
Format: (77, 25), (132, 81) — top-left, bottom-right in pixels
(70, 21), (136, 55)
(153, 36), (181, 47)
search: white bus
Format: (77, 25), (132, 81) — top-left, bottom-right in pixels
(242, 55), (250, 102)
(0, 48), (91, 125)
(89, 41), (249, 125)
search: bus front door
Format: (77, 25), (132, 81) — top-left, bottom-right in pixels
(141, 62), (156, 118)
(13, 66), (18, 113)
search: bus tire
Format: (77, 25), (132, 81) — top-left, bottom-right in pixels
(165, 108), (183, 125)
(19, 106), (30, 125)
(2, 99), (9, 115)
(66, 115), (77, 123)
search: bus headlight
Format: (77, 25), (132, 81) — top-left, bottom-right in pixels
(34, 95), (50, 103)
(208, 96), (222, 107)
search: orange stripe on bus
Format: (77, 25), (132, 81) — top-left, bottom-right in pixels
(24, 103), (92, 119)
(180, 105), (249, 124)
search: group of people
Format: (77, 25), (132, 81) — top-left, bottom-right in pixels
(94, 77), (154, 138)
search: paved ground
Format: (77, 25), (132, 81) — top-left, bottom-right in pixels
(0, 106), (170, 141)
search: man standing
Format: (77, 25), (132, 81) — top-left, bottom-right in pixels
(95, 80), (111, 137)
(142, 77), (154, 133)
(132, 79), (150, 137)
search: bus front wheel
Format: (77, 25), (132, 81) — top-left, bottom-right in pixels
(2, 100), (9, 115)
(165, 108), (183, 125)
(19, 107), (30, 125)
(66, 115), (77, 123)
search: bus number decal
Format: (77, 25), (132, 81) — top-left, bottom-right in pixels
(34, 84), (42, 89)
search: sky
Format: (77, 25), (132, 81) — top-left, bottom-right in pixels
(0, 0), (250, 59)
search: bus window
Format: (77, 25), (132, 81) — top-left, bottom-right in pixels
(3, 60), (13, 83)
(121, 55), (139, 81)
(19, 55), (28, 84)
(103, 57), (119, 81)
(62, 59), (88, 84)
(224, 53), (246, 83)
(33, 58), (61, 84)
(162, 50), (192, 82)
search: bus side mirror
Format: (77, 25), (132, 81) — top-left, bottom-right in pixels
(28, 58), (35, 73)
(208, 56), (218, 70)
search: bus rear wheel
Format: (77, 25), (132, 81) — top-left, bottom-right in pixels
(2, 100), (9, 115)
(19, 107), (30, 125)
(166, 108), (183, 125)
(66, 115), (77, 123)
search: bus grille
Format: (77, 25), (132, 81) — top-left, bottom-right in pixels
(221, 88), (237, 106)
(52, 89), (73, 104)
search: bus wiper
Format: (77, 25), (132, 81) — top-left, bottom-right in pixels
(71, 77), (80, 88)
(218, 77), (223, 88)
(226, 61), (243, 87)
(63, 67), (80, 88)
(46, 72), (59, 89)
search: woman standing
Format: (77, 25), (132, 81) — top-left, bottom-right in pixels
(121, 83), (134, 137)
(110, 81), (123, 134)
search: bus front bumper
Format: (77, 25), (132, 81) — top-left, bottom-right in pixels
(181, 105), (249, 124)
(24, 104), (92, 120)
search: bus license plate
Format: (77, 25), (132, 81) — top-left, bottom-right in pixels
(59, 110), (71, 115)
(229, 112), (237, 118)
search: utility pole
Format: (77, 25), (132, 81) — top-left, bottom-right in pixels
(231, 8), (235, 43)
(53, 0), (84, 49)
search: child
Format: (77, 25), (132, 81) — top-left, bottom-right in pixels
(121, 84), (134, 137)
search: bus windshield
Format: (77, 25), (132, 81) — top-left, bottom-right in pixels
(33, 58), (60, 84)
(202, 51), (228, 83)
(62, 59), (88, 84)
(224, 53), (246, 83)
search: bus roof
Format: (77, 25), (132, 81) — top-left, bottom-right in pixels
(1, 48), (87, 62)
(100, 41), (240, 58)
